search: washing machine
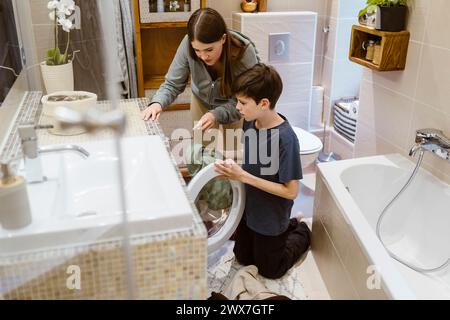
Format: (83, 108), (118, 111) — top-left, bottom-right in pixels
(187, 163), (245, 253)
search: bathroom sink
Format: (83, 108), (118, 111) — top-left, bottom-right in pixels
(0, 135), (194, 254)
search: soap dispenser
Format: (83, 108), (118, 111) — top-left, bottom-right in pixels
(0, 160), (32, 230)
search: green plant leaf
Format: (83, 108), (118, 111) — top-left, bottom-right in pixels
(46, 47), (62, 65)
(367, 5), (378, 14)
(358, 0), (407, 17)
(358, 8), (368, 17)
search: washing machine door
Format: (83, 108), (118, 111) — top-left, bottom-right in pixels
(187, 163), (245, 253)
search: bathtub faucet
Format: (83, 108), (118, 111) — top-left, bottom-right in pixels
(409, 128), (450, 161)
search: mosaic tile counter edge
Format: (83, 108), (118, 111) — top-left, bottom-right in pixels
(0, 95), (207, 300)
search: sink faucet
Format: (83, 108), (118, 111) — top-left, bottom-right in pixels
(409, 128), (450, 161)
(17, 123), (90, 183)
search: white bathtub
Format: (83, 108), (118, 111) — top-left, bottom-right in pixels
(312, 154), (450, 300)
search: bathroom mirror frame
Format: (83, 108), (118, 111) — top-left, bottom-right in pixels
(0, 0), (42, 154)
(0, 0), (23, 105)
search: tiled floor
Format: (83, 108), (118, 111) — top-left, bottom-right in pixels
(160, 110), (330, 300)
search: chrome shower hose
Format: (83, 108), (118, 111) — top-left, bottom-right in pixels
(376, 150), (450, 273)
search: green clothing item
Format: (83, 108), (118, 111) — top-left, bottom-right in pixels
(150, 30), (260, 124)
(186, 144), (233, 211)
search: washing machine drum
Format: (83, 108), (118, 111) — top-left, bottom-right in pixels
(187, 163), (245, 253)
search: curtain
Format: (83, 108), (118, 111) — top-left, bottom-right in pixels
(114, 0), (138, 98)
(60, 0), (138, 100)
(0, 0), (22, 103)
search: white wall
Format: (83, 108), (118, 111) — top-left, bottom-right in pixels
(321, 0), (365, 125)
(355, 0), (450, 184)
(233, 12), (317, 130)
(319, 0), (365, 159)
(206, 0), (328, 86)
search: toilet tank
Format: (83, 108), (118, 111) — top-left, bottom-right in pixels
(232, 12), (318, 130)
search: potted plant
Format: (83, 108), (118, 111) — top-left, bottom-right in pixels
(41, 91), (97, 135)
(41, 91), (97, 116)
(40, 0), (76, 94)
(358, 0), (408, 32)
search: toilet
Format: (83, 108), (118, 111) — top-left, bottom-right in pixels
(187, 126), (322, 253)
(291, 126), (323, 170)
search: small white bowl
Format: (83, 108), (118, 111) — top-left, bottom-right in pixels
(41, 91), (97, 136)
(41, 91), (97, 117)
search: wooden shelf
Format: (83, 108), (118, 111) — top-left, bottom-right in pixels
(166, 104), (190, 111)
(140, 21), (187, 29)
(349, 24), (410, 71)
(134, 0), (206, 97)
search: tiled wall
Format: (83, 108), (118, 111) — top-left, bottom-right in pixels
(320, 0), (366, 159)
(321, 0), (364, 119)
(355, 0), (450, 185)
(232, 12), (317, 130)
(206, 0), (328, 86)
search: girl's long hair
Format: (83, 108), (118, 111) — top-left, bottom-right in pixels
(188, 8), (247, 98)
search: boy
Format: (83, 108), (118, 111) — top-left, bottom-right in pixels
(214, 63), (311, 279)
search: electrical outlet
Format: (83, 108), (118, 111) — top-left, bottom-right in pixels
(269, 32), (290, 63)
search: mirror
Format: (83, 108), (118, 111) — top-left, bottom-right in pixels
(0, 0), (23, 105)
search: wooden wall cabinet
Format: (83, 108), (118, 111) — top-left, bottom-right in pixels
(349, 24), (410, 71)
(134, 0), (206, 109)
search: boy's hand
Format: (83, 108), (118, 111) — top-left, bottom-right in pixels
(214, 159), (246, 182)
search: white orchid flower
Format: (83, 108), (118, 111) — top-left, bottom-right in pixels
(61, 0), (76, 10)
(58, 17), (73, 32)
(47, 0), (59, 10)
(57, 0), (75, 16)
(57, 10), (68, 20)
(56, 5), (71, 16)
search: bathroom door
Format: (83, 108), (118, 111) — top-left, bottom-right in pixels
(187, 163), (245, 253)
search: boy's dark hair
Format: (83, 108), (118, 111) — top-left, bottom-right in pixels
(232, 63), (283, 109)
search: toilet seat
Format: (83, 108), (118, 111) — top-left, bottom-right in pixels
(292, 126), (323, 155)
(187, 163), (245, 253)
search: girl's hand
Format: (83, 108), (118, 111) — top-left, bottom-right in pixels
(214, 159), (246, 182)
(195, 112), (216, 131)
(142, 103), (163, 121)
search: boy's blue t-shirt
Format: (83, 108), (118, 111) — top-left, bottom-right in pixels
(242, 114), (302, 236)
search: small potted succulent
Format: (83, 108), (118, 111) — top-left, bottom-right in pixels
(358, 0), (408, 32)
(41, 91), (97, 117)
(40, 91), (97, 135)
